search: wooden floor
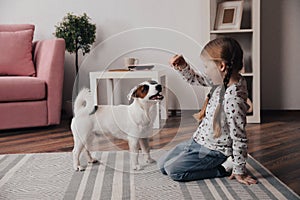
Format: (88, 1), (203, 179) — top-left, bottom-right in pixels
(0, 110), (299, 195)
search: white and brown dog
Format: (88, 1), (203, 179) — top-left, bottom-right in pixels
(71, 80), (164, 171)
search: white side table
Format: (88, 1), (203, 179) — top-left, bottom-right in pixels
(89, 70), (168, 128)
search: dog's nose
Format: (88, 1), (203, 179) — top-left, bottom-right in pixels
(156, 85), (162, 92)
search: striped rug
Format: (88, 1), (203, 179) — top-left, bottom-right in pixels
(0, 151), (299, 200)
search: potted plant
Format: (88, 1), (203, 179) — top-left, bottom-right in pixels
(54, 12), (96, 75)
(54, 13), (96, 116)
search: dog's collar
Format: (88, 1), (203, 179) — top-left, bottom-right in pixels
(89, 106), (98, 115)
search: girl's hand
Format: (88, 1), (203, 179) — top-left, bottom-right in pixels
(169, 55), (188, 70)
(229, 173), (258, 185)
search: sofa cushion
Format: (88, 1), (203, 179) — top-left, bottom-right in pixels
(0, 101), (48, 130)
(0, 24), (35, 32)
(0, 25), (35, 76)
(0, 77), (46, 102)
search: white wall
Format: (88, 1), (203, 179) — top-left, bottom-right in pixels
(261, 0), (300, 110)
(0, 0), (210, 110)
(2, 0), (299, 110)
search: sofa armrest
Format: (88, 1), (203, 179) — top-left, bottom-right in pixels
(33, 38), (65, 125)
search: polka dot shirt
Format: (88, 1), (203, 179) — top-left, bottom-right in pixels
(179, 65), (249, 175)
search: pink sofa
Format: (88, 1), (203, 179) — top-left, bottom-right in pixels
(0, 24), (65, 130)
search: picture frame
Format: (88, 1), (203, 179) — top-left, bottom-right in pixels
(214, 1), (244, 30)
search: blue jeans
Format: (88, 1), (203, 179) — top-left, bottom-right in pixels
(157, 138), (228, 182)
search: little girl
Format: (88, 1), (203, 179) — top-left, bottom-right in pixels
(158, 37), (257, 185)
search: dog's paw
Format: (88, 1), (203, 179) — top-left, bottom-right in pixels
(145, 158), (156, 164)
(88, 159), (99, 164)
(132, 164), (142, 171)
(79, 166), (85, 171)
(74, 165), (85, 171)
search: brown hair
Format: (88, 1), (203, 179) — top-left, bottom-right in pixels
(199, 37), (243, 138)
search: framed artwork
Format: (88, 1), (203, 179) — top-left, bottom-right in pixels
(214, 1), (244, 30)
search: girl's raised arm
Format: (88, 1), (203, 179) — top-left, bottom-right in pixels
(169, 55), (211, 87)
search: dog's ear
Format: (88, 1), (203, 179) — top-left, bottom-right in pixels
(127, 86), (138, 101)
(127, 85), (149, 100)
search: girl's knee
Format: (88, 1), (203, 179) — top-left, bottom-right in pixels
(157, 157), (165, 169)
(169, 173), (187, 182)
(159, 167), (167, 175)
(165, 165), (186, 181)
(157, 158), (168, 175)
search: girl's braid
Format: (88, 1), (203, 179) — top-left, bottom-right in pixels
(213, 58), (234, 138)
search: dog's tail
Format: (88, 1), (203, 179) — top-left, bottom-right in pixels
(73, 88), (95, 117)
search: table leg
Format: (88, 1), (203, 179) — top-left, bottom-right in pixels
(90, 75), (98, 106)
(160, 75), (168, 120)
(151, 75), (160, 129)
(106, 79), (114, 105)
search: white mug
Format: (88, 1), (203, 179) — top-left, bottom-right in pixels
(124, 57), (139, 66)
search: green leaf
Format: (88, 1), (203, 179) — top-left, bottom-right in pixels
(54, 12), (96, 74)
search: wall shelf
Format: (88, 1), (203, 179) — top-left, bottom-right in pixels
(210, 29), (253, 34)
(241, 73), (254, 77)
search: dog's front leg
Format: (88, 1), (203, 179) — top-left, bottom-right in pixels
(128, 137), (141, 170)
(139, 138), (155, 164)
